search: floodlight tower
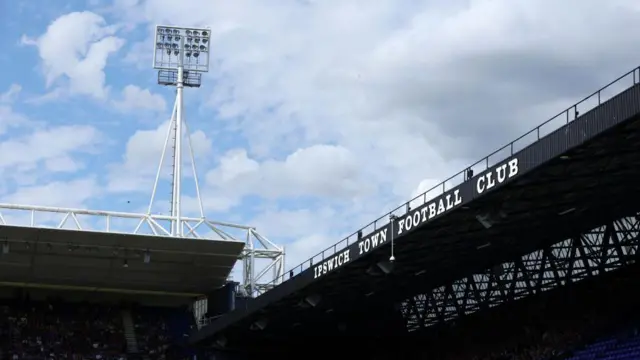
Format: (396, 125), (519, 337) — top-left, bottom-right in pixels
(149, 25), (285, 297)
(150, 25), (210, 236)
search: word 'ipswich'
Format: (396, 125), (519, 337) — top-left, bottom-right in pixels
(313, 249), (350, 279)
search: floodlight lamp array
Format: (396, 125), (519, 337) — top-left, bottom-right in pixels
(153, 26), (211, 73)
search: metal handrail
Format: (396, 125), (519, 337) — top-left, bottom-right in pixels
(265, 65), (640, 290)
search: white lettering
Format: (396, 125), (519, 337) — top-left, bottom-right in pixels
(314, 249), (351, 279)
(396, 189), (463, 236)
(420, 207), (429, 221)
(454, 190), (463, 206)
(508, 158), (519, 178)
(412, 212), (420, 228)
(437, 198), (445, 214)
(405, 214), (413, 231)
(476, 157), (520, 194)
(496, 163), (506, 183)
(428, 202), (436, 218)
(358, 228), (388, 255)
(397, 219), (405, 234)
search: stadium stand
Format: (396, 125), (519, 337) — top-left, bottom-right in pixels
(0, 289), (198, 360)
(0, 298), (127, 359)
(133, 305), (193, 359)
(0, 217), (242, 359)
(190, 65), (640, 359)
(421, 262), (640, 360)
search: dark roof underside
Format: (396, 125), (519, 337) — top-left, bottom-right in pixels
(0, 227), (244, 294)
(193, 69), (640, 349)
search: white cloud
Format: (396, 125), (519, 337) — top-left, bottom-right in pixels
(204, 145), (371, 205)
(112, 85), (166, 112)
(0, 122), (103, 204)
(0, 105), (30, 136)
(1, 0), (638, 291)
(0, 103), (103, 209)
(47, 0), (640, 275)
(105, 0), (640, 271)
(45, 156), (83, 173)
(0, 125), (101, 169)
(107, 119), (212, 193)
(22, 11), (125, 99)
(0, 85), (28, 136)
(250, 207), (343, 267)
(2, 177), (101, 207)
(0, 84), (22, 104)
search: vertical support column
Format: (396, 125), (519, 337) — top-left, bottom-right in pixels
(172, 40), (185, 237)
(249, 241), (256, 295)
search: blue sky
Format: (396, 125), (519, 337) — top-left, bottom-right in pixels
(2, 0), (640, 286)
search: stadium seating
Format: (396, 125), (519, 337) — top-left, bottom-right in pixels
(0, 299), (127, 359)
(563, 331), (640, 360)
(3, 266), (640, 360)
(0, 297), (194, 360)
(133, 306), (174, 359)
(418, 265), (640, 360)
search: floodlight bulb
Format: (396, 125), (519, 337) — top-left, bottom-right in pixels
(194, 38), (200, 43)
(186, 52), (192, 57)
(173, 29), (179, 34)
(193, 52), (199, 58)
(202, 38), (208, 44)
(187, 37), (193, 42)
(173, 50), (179, 56)
(199, 45), (206, 51)
(184, 44), (190, 50)
(156, 42), (163, 49)
(202, 31), (208, 37)
(186, 30), (192, 35)
(164, 42), (171, 48)
(174, 35), (181, 41)
(166, 49), (171, 55)
(158, 28), (164, 33)
(193, 31), (200, 36)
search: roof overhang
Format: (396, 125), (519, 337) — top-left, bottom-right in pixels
(0, 226), (245, 294)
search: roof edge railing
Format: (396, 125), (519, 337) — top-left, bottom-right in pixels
(262, 65), (640, 291)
